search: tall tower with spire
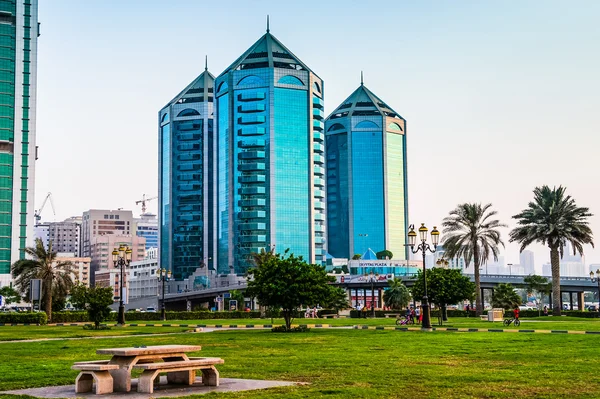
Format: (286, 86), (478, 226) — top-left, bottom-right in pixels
(214, 26), (325, 274)
(325, 78), (408, 260)
(158, 63), (216, 280)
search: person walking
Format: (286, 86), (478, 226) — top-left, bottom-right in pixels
(543, 305), (548, 316)
(415, 306), (421, 325)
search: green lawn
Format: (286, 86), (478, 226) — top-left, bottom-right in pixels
(2, 316), (600, 342)
(1, 325), (600, 398)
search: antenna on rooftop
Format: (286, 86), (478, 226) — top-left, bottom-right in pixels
(205, 55), (208, 71)
(266, 15), (270, 33)
(361, 71), (364, 86)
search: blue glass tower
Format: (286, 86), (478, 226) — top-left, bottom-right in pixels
(325, 80), (408, 260)
(215, 28), (325, 274)
(159, 65), (215, 280)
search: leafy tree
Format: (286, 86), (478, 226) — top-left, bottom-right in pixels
(322, 287), (350, 311)
(376, 250), (393, 260)
(0, 286), (20, 307)
(411, 268), (475, 322)
(510, 186), (594, 316)
(523, 274), (551, 316)
(85, 286), (115, 329)
(352, 254), (361, 260)
(69, 282), (88, 310)
(246, 249), (337, 330)
(491, 283), (521, 310)
(383, 278), (411, 310)
(441, 203), (506, 315)
(11, 239), (74, 322)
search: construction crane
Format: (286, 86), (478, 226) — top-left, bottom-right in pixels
(135, 194), (158, 214)
(34, 192), (56, 225)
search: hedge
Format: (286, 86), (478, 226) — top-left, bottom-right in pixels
(51, 310), (262, 323)
(0, 312), (48, 325)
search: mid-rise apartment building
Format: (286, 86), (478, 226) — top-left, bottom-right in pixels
(82, 209), (133, 257)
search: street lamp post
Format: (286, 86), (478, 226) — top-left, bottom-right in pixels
(590, 269), (600, 309)
(157, 268), (172, 321)
(112, 245), (132, 325)
(367, 271), (378, 318)
(507, 263), (513, 276)
(407, 223), (440, 330)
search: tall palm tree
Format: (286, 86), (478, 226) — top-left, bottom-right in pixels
(441, 203), (506, 315)
(510, 186), (594, 316)
(12, 238), (74, 322)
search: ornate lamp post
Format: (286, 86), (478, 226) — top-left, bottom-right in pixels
(158, 268), (172, 321)
(112, 245), (132, 325)
(366, 271), (378, 318)
(408, 223), (440, 329)
(590, 269), (600, 309)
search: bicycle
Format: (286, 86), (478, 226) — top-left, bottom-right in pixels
(503, 317), (520, 327)
(396, 315), (415, 326)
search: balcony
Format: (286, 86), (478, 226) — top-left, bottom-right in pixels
(315, 236), (325, 244)
(313, 143), (324, 153)
(238, 139), (266, 148)
(314, 213), (325, 221)
(239, 175), (266, 184)
(238, 103), (266, 113)
(239, 222), (267, 231)
(239, 115), (266, 124)
(239, 198), (266, 207)
(239, 235), (267, 243)
(313, 154), (324, 164)
(240, 187), (266, 195)
(313, 120), (324, 131)
(313, 108), (324, 120)
(314, 201), (325, 210)
(312, 96), (324, 109)
(239, 162), (266, 171)
(313, 166), (325, 176)
(239, 92), (266, 101)
(314, 177), (324, 186)
(314, 189), (325, 198)
(239, 210), (266, 219)
(313, 132), (324, 142)
(315, 224), (325, 232)
(238, 127), (266, 136)
(239, 151), (266, 159)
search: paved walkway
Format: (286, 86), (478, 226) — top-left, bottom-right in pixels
(1, 377), (299, 398)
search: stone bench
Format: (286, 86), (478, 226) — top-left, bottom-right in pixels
(384, 314), (402, 318)
(132, 357), (224, 394)
(321, 314), (339, 319)
(71, 361), (120, 394)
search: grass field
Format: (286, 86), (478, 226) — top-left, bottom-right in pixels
(2, 316), (600, 342)
(1, 318), (600, 398)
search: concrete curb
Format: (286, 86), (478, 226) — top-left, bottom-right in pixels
(351, 325), (597, 334)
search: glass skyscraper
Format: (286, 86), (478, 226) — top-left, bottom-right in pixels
(214, 29), (325, 274)
(0, 0), (38, 285)
(158, 66), (215, 280)
(325, 81), (408, 260)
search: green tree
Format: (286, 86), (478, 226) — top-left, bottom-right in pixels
(0, 286), (20, 307)
(85, 286), (115, 329)
(322, 287), (350, 311)
(11, 239), (74, 322)
(411, 268), (475, 322)
(523, 274), (551, 316)
(491, 283), (521, 311)
(352, 254), (361, 260)
(441, 203), (506, 315)
(383, 278), (411, 310)
(69, 282), (88, 310)
(510, 186), (594, 316)
(376, 250), (393, 260)
(246, 249), (337, 330)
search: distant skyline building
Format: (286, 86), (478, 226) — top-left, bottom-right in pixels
(135, 213), (158, 252)
(0, 1), (39, 286)
(159, 65), (215, 280)
(325, 80), (408, 260)
(81, 209), (134, 258)
(214, 28), (326, 274)
(519, 250), (535, 275)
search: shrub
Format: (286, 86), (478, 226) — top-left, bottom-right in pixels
(51, 310), (263, 323)
(0, 312), (48, 325)
(271, 325), (311, 333)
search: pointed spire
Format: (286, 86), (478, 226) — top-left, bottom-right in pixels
(205, 55), (208, 71)
(266, 15), (270, 33)
(360, 70), (364, 86)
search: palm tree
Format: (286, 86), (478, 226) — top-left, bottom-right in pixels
(11, 238), (74, 322)
(441, 203), (506, 315)
(383, 278), (411, 310)
(510, 186), (594, 316)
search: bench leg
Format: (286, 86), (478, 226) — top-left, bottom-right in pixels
(75, 372), (93, 393)
(138, 370), (161, 394)
(93, 371), (114, 394)
(109, 367), (131, 392)
(201, 366), (220, 387)
(167, 370), (195, 385)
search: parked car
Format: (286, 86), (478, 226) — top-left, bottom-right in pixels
(587, 305), (598, 312)
(146, 307), (157, 313)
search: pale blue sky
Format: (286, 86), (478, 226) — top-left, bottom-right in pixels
(34, 1), (600, 269)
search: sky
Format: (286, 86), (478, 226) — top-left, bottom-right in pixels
(34, 1), (600, 271)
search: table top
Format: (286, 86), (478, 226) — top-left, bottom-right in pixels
(96, 345), (202, 356)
